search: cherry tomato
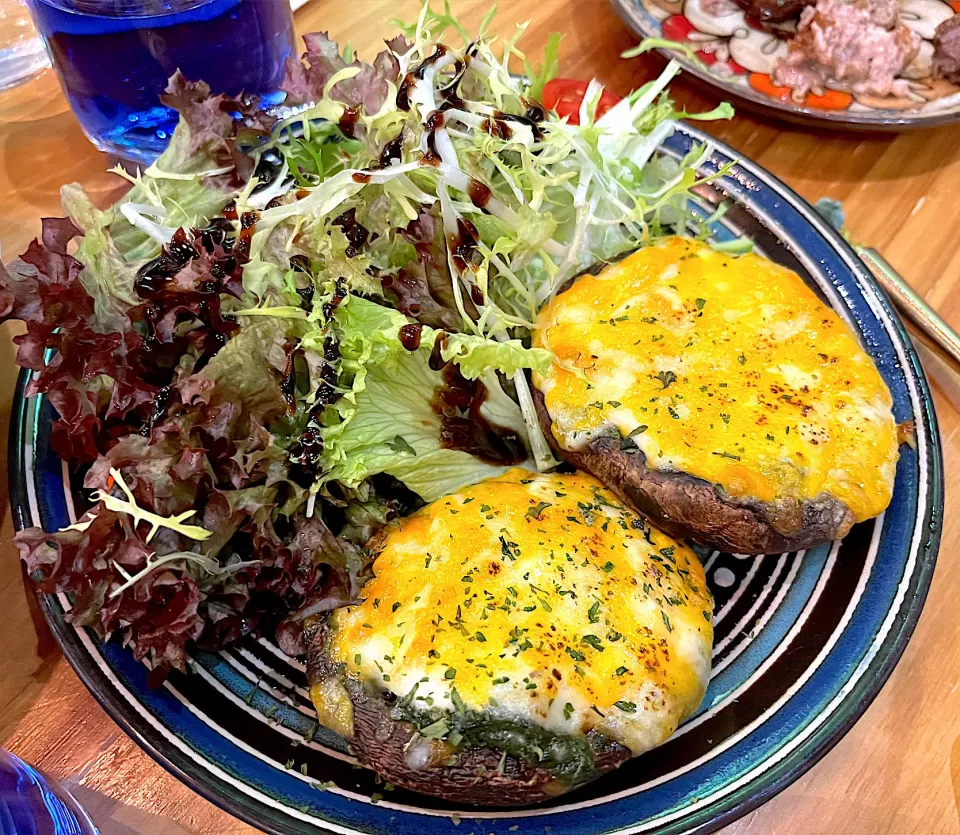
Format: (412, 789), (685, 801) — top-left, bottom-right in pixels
(542, 78), (622, 125)
(661, 16), (741, 72)
(662, 14), (696, 40)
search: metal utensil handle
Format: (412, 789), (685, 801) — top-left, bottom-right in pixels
(857, 246), (960, 370)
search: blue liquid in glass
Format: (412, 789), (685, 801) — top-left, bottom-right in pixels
(27, 0), (296, 163)
(0, 749), (98, 835)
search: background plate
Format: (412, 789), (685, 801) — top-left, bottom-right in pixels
(609, 0), (960, 131)
(9, 123), (943, 835)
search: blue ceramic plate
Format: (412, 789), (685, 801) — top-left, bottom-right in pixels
(609, 0), (960, 131)
(10, 123), (943, 835)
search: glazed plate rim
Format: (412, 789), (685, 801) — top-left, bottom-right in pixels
(608, 0), (960, 131)
(8, 121), (944, 835)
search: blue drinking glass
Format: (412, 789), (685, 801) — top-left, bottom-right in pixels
(0, 749), (99, 835)
(26, 0), (296, 163)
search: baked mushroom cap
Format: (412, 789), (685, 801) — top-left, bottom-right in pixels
(308, 469), (713, 804)
(532, 237), (899, 555)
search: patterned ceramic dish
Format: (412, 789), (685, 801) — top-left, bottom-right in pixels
(10, 122), (942, 834)
(610, 0), (960, 130)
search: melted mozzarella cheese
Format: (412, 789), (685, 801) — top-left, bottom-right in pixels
(532, 237), (899, 522)
(327, 469), (713, 755)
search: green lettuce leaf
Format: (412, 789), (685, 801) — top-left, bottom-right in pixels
(319, 346), (513, 501)
(332, 295), (550, 381)
(523, 32), (562, 103)
(60, 183), (139, 333)
(316, 296), (538, 500)
(476, 370), (526, 438)
(181, 317), (304, 424)
(440, 333), (552, 380)
(108, 121), (234, 263)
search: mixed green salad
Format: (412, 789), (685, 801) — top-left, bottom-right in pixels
(2, 4), (732, 674)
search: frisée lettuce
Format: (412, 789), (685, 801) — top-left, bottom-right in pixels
(1, 1), (735, 670)
(240, 5), (732, 478)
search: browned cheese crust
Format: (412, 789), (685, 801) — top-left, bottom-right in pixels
(533, 387), (854, 554)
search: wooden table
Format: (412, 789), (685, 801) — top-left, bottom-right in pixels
(1, 1), (959, 833)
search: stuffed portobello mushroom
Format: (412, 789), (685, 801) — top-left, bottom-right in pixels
(532, 237), (900, 555)
(307, 468), (713, 804)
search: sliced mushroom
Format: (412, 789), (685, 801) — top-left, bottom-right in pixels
(684, 0), (748, 37)
(728, 28), (790, 74)
(907, 76), (960, 101)
(900, 0), (954, 41)
(854, 92), (922, 110)
(921, 89), (960, 112)
(852, 78), (956, 110)
(902, 40), (936, 80)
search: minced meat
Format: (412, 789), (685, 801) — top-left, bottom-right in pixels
(773, 0), (921, 99)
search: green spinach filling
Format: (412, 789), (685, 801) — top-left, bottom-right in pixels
(389, 691), (604, 784)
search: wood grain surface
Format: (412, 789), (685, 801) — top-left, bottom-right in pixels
(1, 1), (959, 833)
